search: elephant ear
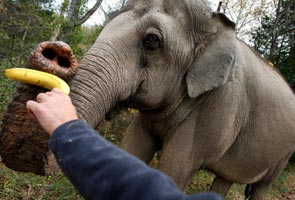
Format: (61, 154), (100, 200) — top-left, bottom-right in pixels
(186, 13), (236, 98)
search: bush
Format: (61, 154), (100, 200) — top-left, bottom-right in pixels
(289, 153), (295, 163)
(0, 59), (16, 115)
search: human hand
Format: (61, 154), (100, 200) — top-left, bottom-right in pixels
(26, 88), (78, 135)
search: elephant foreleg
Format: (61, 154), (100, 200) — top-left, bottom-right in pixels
(210, 176), (233, 198)
(120, 113), (158, 163)
(157, 127), (203, 190)
(247, 154), (291, 200)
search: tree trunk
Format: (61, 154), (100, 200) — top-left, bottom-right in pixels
(77, 0), (103, 26)
(68, 0), (81, 24)
(50, 0), (69, 41)
(22, 17), (32, 41)
(269, 0), (281, 62)
(50, 23), (62, 41)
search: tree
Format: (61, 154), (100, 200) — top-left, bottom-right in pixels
(268, 0), (295, 62)
(68, 0), (103, 27)
(252, 0), (295, 80)
(0, 0), (6, 12)
(51, 0), (103, 41)
(100, 0), (127, 25)
(0, 0), (57, 64)
(0, 0), (57, 114)
(219, 0), (277, 41)
(50, 0), (70, 41)
(281, 46), (295, 91)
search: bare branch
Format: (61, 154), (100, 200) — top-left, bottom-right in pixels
(121, 0), (127, 10)
(235, 0), (256, 34)
(76, 0), (103, 26)
(217, 1), (222, 12)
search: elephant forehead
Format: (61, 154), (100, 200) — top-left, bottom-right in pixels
(129, 0), (210, 14)
(128, 0), (214, 34)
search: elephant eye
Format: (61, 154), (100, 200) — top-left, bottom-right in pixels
(143, 34), (161, 51)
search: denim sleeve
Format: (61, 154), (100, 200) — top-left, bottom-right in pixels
(49, 120), (222, 200)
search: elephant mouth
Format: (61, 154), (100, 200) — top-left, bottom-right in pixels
(0, 41), (78, 175)
(124, 80), (147, 107)
(105, 80), (145, 120)
(104, 78), (149, 121)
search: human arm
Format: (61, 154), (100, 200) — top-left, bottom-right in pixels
(50, 119), (222, 200)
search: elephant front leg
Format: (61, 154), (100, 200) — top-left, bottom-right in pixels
(120, 113), (159, 163)
(210, 176), (233, 198)
(157, 129), (203, 190)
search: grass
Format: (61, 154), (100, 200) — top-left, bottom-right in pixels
(0, 164), (82, 199)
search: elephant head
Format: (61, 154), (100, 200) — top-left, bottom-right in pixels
(70, 0), (236, 127)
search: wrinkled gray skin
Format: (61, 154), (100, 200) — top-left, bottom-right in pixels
(69, 0), (295, 199)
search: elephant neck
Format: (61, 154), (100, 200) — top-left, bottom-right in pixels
(141, 92), (197, 138)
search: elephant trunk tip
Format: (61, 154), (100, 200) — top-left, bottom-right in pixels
(26, 41), (78, 81)
(42, 48), (71, 68)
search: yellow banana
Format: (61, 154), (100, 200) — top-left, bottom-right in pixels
(4, 68), (70, 95)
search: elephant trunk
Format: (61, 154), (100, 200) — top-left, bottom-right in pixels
(70, 69), (115, 128)
(0, 41), (78, 175)
(70, 44), (123, 128)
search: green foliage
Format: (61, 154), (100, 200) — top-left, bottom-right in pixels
(0, 0), (57, 117)
(289, 150), (295, 163)
(280, 46), (295, 92)
(0, 59), (16, 115)
(58, 23), (103, 60)
(0, 0), (57, 65)
(60, 24), (86, 60)
(0, 0), (103, 62)
(251, 1), (295, 91)
(251, 14), (273, 56)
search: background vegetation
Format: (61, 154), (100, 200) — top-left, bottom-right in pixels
(0, 0), (294, 199)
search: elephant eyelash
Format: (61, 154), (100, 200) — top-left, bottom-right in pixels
(195, 41), (200, 48)
(139, 42), (148, 67)
(142, 34), (162, 51)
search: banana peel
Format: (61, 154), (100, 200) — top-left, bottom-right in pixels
(4, 68), (70, 95)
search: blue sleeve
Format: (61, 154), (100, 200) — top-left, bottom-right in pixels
(49, 120), (222, 200)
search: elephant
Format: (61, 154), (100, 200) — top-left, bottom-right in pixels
(1, 0), (295, 199)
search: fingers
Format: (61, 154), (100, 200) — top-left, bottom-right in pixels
(28, 88), (71, 117)
(26, 100), (39, 110)
(36, 88), (63, 102)
(26, 100), (40, 117)
(51, 88), (64, 94)
(36, 93), (47, 102)
(26, 100), (37, 119)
